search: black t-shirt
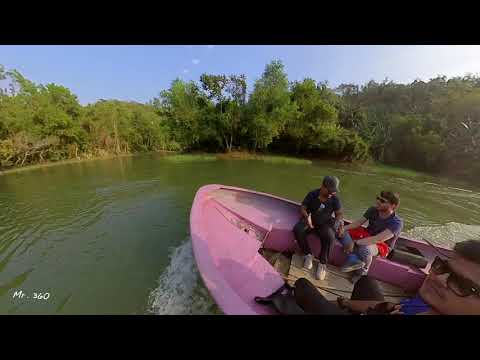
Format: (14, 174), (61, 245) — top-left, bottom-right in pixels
(302, 189), (341, 227)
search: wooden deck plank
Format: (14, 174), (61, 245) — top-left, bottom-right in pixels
(288, 254), (353, 301)
(274, 254), (291, 276)
(261, 249), (279, 265)
(260, 250), (412, 303)
(287, 254), (411, 302)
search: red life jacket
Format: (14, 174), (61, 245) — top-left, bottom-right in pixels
(348, 227), (389, 257)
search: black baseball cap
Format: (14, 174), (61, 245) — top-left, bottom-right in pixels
(322, 176), (339, 194)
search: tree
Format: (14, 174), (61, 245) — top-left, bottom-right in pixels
(441, 88), (480, 177)
(247, 60), (297, 150)
(155, 79), (205, 150)
(222, 75), (247, 151)
(1, 61), (479, 181)
(283, 78), (338, 153)
(199, 74), (247, 152)
(200, 74), (228, 108)
(0, 65), (6, 96)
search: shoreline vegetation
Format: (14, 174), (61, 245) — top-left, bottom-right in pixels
(2, 150), (477, 193)
(0, 151), (314, 175)
(0, 151), (136, 175)
(1, 61), (479, 182)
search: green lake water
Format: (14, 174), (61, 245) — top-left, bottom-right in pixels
(1, 153), (479, 314)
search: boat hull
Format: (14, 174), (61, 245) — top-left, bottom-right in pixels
(190, 184), (452, 315)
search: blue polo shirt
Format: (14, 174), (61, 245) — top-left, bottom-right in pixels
(363, 207), (403, 247)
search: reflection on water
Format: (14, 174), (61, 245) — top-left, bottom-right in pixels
(0, 153), (479, 314)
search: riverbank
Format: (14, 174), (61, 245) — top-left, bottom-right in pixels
(0, 151), (174, 176)
(214, 152), (429, 179)
(174, 151), (312, 165)
(0, 151), (312, 176)
(215, 152), (480, 191)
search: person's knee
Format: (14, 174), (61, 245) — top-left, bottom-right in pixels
(295, 278), (347, 315)
(294, 278), (317, 295)
(294, 278), (329, 311)
(357, 251), (372, 264)
(293, 219), (307, 232)
(293, 221), (306, 239)
(295, 278), (312, 290)
(351, 275), (384, 301)
(356, 245), (372, 259)
(293, 221), (301, 232)
(355, 275), (375, 288)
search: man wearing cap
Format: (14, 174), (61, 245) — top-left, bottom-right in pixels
(293, 176), (344, 280)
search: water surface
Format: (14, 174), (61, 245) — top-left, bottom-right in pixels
(1, 153), (479, 314)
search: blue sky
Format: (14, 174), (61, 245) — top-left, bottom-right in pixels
(1, 45), (479, 105)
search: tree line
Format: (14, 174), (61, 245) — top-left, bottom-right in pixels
(0, 61), (478, 180)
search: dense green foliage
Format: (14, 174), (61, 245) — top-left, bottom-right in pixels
(337, 77), (480, 179)
(0, 68), (179, 168)
(1, 61), (478, 180)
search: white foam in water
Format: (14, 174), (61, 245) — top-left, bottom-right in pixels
(148, 240), (221, 315)
(404, 222), (480, 249)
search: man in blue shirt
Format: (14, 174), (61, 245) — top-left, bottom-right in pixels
(338, 190), (403, 282)
(293, 176), (344, 280)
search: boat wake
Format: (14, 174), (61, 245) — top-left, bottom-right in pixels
(404, 222), (480, 249)
(147, 239), (221, 315)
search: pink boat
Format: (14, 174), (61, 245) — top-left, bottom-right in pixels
(190, 184), (454, 315)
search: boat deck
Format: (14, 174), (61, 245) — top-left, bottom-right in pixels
(261, 250), (412, 303)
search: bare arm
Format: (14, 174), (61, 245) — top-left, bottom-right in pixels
(300, 205), (309, 220)
(334, 209), (344, 235)
(344, 217), (367, 231)
(334, 209), (343, 222)
(356, 229), (394, 246)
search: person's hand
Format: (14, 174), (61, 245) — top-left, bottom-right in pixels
(389, 305), (404, 315)
(367, 302), (402, 315)
(337, 296), (350, 310)
(343, 241), (354, 254)
(337, 224), (345, 237)
(307, 214), (314, 229)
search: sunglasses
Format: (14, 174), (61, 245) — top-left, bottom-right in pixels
(376, 196), (389, 204)
(430, 256), (480, 298)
